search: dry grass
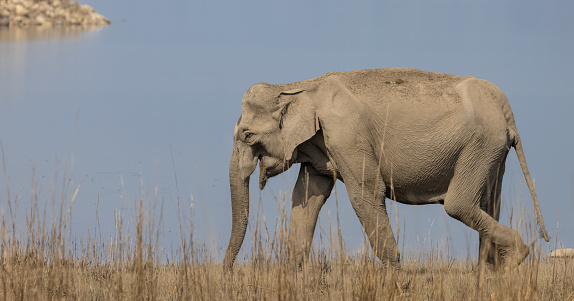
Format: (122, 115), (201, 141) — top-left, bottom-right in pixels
(1, 190), (573, 301)
(0, 153), (573, 300)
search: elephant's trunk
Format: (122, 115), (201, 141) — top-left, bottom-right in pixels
(223, 145), (251, 273)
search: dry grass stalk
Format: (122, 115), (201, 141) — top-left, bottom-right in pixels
(0, 148), (572, 300)
(1, 188), (573, 300)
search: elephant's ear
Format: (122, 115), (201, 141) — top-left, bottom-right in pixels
(233, 125), (258, 180)
(277, 89), (319, 161)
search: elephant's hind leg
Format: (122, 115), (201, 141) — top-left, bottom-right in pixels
(444, 152), (528, 269)
(288, 164), (334, 268)
(479, 161), (505, 269)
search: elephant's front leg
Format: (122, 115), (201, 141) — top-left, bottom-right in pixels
(288, 163), (335, 268)
(342, 159), (399, 267)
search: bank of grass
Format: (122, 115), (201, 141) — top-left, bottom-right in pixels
(1, 185), (573, 300)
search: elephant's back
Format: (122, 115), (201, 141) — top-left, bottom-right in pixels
(332, 68), (470, 107)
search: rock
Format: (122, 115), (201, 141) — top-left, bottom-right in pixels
(79, 4), (94, 14)
(15, 4), (28, 16)
(46, 8), (55, 18)
(37, 1), (50, 9)
(549, 248), (574, 258)
(2, 0), (110, 27)
(54, 8), (65, 17)
(35, 15), (46, 24)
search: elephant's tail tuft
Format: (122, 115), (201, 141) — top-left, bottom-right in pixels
(512, 131), (550, 242)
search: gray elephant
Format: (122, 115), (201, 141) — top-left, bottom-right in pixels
(223, 68), (549, 272)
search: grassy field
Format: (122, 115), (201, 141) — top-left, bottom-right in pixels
(1, 191), (573, 301)
(0, 149), (571, 301)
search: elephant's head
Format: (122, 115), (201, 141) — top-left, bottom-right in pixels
(223, 83), (320, 272)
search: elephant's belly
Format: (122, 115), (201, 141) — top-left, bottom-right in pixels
(382, 161), (454, 205)
(391, 189), (447, 205)
(379, 132), (463, 205)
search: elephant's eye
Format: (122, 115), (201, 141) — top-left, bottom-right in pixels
(244, 132), (255, 142)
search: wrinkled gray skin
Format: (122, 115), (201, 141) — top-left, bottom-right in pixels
(223, 68), (549, 273)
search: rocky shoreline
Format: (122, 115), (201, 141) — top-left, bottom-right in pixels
(1, 0), (109, 27)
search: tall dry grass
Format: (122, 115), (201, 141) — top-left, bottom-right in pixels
(1, 187), (573, 300)
(0, 158), (573, 300)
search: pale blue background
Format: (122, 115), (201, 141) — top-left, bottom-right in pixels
(1, 0), (573, 261)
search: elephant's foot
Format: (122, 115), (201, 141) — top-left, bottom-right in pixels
(479, 235), (502, 269)
(486, 251), (501, 268)
(379, 251), (401, 270)
(387, 261), (402, 271)
(499, 238), (529, 270)
(288, 251), (306, 271)
(479, 244), (502, 270)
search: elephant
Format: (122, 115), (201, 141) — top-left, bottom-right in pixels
(223, 68), (549, 273)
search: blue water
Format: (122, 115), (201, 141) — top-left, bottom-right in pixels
(1, 0), (573, 261)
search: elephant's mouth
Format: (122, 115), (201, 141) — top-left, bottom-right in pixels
(258, 155), (268, 190)
(258, 155), (279, 190)
(257, 151), (297, 190)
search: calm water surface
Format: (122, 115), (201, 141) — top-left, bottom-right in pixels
(1, 1), (573, 260)
(0, 25), (240, 254)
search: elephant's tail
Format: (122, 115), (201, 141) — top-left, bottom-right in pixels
(512, 129), (550, 242)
